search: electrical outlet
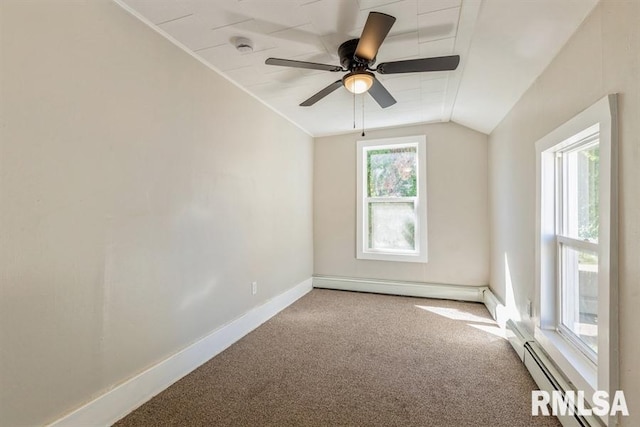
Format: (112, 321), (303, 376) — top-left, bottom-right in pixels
(251, 281), (257, 295)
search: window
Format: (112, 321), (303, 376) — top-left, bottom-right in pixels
(535, 95), (617, 421)
(556, 131), (600, 362)
(356, 135), (427, 262)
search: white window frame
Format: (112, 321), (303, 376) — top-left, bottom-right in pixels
(535, 95), (618, 424)
(356, 135), (427, 263)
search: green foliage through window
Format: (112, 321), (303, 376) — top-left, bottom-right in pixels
(367, 146), (417, 197)
(579, 145), (599, 241)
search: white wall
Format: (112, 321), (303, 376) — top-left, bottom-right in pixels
(314, 123), (489, 286)
(0, 1), (313, 426)
(488, 0), (639, 422)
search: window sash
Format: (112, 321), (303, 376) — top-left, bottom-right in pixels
(556, 236), (599, 363)
(556, 235), (598, 252)
(364, 197), (418, 254)
(558, 325), (597, 365)
(556, 137), (600, 243)
(365, 144), (418, 199)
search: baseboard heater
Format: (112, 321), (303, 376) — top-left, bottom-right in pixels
(506, 320), (604, 427)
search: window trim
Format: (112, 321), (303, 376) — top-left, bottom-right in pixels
(356, 135), (427, 263)
(534, 94), (618, 422)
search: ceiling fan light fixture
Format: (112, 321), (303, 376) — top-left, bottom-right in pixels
(343, 71), (374, 94)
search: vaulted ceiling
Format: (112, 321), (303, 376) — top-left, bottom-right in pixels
(117, 0), (598, 136)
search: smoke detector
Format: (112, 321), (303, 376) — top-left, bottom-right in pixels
(234, 37), (253, 53)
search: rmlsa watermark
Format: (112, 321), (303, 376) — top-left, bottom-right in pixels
(532, 390), (629, 417)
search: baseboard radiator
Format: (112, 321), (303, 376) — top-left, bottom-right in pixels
(506, 320), (604, 427)
(312, 275), (486, 303)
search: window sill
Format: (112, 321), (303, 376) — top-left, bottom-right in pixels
(357, 251), (427, 263)
(534, 327), (596, 397)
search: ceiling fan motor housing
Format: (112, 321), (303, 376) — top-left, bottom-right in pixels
(339, 39), (374, 70)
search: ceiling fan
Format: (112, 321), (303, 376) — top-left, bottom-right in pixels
(264, 12), (460, 108)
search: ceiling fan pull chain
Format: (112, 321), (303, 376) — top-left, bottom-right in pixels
(353, 90), (356, 129)
(361, 94), (366, 137)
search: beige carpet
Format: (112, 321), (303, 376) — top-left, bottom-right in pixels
(115, 289), (560, 426)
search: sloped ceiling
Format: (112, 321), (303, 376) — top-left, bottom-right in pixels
(117, 0), (598, 136)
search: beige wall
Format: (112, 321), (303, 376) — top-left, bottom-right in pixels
(488, 0), (639, 422)
(314, 123), (489, 286)
(0, 1), (313, 425)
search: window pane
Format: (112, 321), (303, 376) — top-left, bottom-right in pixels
(368, 202), (415, 251)
(560, 244), (598, 355)
(367, 146), (417, 197)
(563, 143), (599, 242)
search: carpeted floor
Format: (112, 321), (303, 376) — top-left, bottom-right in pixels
(115, 289), (560, 427)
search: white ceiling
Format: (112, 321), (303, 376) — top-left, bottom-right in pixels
(118, 0), (598, 136)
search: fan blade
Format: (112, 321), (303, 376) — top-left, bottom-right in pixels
(265, 58), (342, 72)
(376, 55), (460, 74)
(355, 12), (396, 62)
(368, 78), (396, 108)
(300, 80), (343, 106)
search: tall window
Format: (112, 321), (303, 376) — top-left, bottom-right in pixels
(535, 95), (617, 421)
(356, 135), (427, 263)
(556, 133), (600, 362)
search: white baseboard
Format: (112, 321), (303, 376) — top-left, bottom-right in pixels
(481, 289), (529, 357)
(312, 275), (487, 302)
(481, 287), (508, 328)
(48, 278), (313, 427)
